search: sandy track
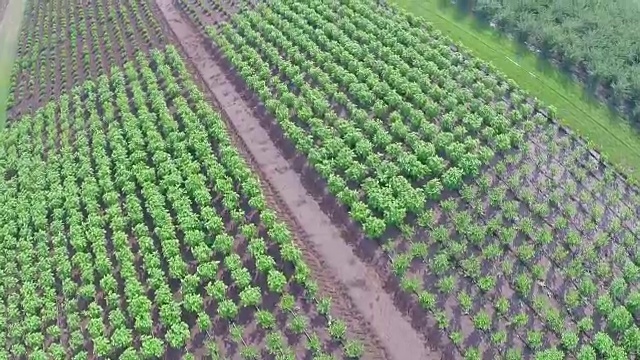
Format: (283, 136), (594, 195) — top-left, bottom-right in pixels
(152, 1), (439, 359)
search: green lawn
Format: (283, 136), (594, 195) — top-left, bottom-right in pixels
(391, 0), (640, 183)
(0, 0), (25, 129)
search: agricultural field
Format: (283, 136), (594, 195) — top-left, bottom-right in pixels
(177, 0), (640, 358)
(3, 0), (640, 359)
(5, 0), (168, 119)
(0, 46), (374, 359)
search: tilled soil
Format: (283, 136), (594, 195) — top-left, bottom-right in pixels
(152, 0), (439, 359)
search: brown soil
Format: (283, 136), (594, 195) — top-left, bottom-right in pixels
(153, 1), (439, 359)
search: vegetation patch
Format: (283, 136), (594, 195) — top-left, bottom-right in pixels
(391, 0), (640, 184)
(5, 0), (168, 120)
(193, 0), (640, 357)
(467, 0), (640, 126)
(0, 47), (364, 359)
(4, 0), (640, 359)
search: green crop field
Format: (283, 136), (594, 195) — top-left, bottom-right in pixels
(2, 0), (640, 359)
(391, 0), (640, 185)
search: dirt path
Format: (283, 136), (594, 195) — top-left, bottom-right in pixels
(153, 1), (439, 359)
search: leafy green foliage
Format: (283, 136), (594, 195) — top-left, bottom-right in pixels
(0, 46), (361, 359)
(471, 0), (640, 124)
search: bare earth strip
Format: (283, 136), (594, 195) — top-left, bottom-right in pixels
(153, 1), (439, 359)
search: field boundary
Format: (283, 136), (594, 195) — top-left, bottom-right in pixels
(0, 0), (25, 128)
(390, 0), (640, 183)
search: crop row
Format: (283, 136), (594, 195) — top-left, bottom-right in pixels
(0, 47), (363, 359)
(177, 0), (242, 28)
(199, 0), (535, 356)
(206, 0), (542, 238)
(6, 0), (167, 119)
(191, 0), (640, 358)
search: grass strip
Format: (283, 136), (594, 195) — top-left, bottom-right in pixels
(391, 0), (640, 182)
(0, 0), (26, 129)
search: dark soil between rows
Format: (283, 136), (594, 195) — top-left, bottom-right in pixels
(152, 0), (441, 359)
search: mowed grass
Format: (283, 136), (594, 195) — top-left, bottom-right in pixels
(390, 0), (640, 183)
(0, 0), (25, 129)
